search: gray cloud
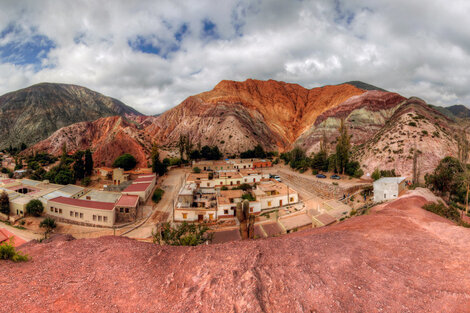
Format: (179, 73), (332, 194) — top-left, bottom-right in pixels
(0, 0), (469, 114)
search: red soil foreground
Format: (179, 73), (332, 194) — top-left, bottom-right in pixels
(2, 190), (470, 312)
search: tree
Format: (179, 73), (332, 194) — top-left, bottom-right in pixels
(457, 132), (470, 215)
(151, 148), (168, 176)
(193, 167), (201, 173)
(152, 188), (164, 203)
(178, 134), (186, 161)
(54, 169), (74, 185)
(184, 135), (193, 161)
(84, 149), (93, 177)
(60, 143), (67, 165)
(190, 149), (201, 160)
(253, 144), (267, 158)
(312, 151), (328, 171)
(371, 168), (381, 181)
(113, 153), (137, 171)
(201, 145), (212, 159)
(425, 157), (462, 201)
(26, 199), (44, 217)
(0, 192), (9, 216)
(40, 217), (57, 239)
(73, 157), (85, 181)
(335, 119), (351, 174)
(153, 222), (212, 246)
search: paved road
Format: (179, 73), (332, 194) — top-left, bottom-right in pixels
(124, 168), (186, 239)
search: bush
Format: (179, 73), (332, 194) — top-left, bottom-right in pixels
(153, 222), (213, 246)
(242, 193), (255, 201)
(408, 121), (417, 127)
(113, 153), (137, 171)
(0, 239), (29, 262)
(422, 201), (461, 222)
(40, 217), (57, 238)
(81, 177), (91, 186)
(192, 167), (201, 173)
(152, 188), (164, 203)
(371, 168), (381, 181)
(26, 199), (44, 217)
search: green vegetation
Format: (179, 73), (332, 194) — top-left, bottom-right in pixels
(425, 156), (466, 202)
(0, 191), (9, 215)
(239, 144), (275, 159)
(26, 199), (44, 217)
(241, 193), (255, 201)
(40, 217), (57, 239)
(81, 177), (91, 186)
(371, 168), (398, 181)
(113, 153), (137, 171)
(0, 239), (29, 262)
(153, 222), (213, 246)
(152, 188), (165, 203)
(84, 149), (93, 177)
(423, 202), (460, 223)
(151, 145), (168, 176)
(408, 121), (417, 127)
(192, 167), (201, 173)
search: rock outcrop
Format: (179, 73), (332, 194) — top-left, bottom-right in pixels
(27, 116), (151, 167)
(0, 83), (141, 150)
(2, 189), (470, 312)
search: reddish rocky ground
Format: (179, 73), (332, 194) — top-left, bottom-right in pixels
(3, 193), (470, 312)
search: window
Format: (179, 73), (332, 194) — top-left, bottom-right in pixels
(250, 207), (253, 212)
(207, 183), (210, 187)
(267, 201), (271, 206)
(54, 208), (58, 213)
(120, 208), (123, 213)
(103, 216), (108, 222)
(50, 208), (53, 212)
(290, 197), (294, 202)
(182, 213), (187, 219)
(70, 211), (73, 217)
(125, 208), (129, 213)
(224, 209), (228, 215)
(80, 213), (83, 219)
(59, 209), (62, 214)
(93, 215), (96, 221)
(98, 216), (102, 222)
(75, 212), (78, 217)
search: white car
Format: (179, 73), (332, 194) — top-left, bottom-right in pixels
(273, 175), (282, 182)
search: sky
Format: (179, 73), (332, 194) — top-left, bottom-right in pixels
(0, 0), (469, 115)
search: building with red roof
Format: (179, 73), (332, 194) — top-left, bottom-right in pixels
(122, 181), (153, 203)
(0, 228), (27, 247)
(115, 195), (140, 223)
(47, 196), (116, 227)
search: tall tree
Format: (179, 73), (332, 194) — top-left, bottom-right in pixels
(457, 131), (470, 215)
(151, 146), (167, 176)
(84, 149), (93, 177)
(0, 191), (9, 215)
(178, 134), (186, 161)
(184, 135), (193, 162)
(60, 143), (67, 165)
(335, 119), (351, 174)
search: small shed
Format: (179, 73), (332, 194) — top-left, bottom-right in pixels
(373, 177), (406, 202)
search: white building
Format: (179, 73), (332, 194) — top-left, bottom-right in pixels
(373, 177), (406, 202)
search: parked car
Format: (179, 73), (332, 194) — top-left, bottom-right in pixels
(316, 174), (326, 178)
(330, 174), (341, 180)
(273, 175), (282, 182)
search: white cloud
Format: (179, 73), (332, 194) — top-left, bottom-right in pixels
(0, 0), (470, 115)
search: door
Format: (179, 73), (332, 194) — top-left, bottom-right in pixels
(198, 214), (203, 222)
(279, 199), (283, 206)
(209, 213), (214, 221)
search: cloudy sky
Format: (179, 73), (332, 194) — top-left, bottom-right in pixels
(0, 0), (469, 115)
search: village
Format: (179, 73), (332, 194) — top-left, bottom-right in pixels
(0, 150), (408, 245)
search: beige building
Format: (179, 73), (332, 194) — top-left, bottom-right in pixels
(47, 196), (116, 227)
(115, 194), (140, 223)
(112, 168), (129, 185)
(253, 181), (299, 210)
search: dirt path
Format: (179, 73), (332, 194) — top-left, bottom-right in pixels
(0, 221), (43, 242)
(124, 168), (186, 239)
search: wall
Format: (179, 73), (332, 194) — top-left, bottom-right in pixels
(46, 202), (115, 227)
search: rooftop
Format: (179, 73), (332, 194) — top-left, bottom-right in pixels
(79, 190), (122, 203)
(134, 176), (156, 183)
(50, 197), (115, 211)
(220, 190), (244, 199)
(257, 181), (297, 197)
(59, 184), (85, 195)
(123, 182), (152, 192)
(374, 177), (406, 184)
(116, 195), (139, 207)
(186, 173), (210, 181)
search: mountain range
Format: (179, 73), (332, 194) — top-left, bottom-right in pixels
(1, 80), (467, 176)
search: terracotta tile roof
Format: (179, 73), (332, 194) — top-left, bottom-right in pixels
(134, 176), (155, 183)
(97, 167), (113, 172)
(50, 196), (115, 211)
(116, 195), (139, 207)
(123, 182), (152, 192)
(0, 228), (27, 247)
(220, 190), (244, 199)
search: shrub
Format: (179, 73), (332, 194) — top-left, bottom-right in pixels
(242, 193), (255, 201)
(40, 217), (57, 238)
(422, 201), (460, 222)
(221, 186), (228, 191)
(26, 199), (44, 217)
(0, 239), (29, 262)
(371, 168), (381, 181)
(81, 177), (91, 186)
(113, 153), (137, 171)
(153, 222), (213, 246)
(152, 188), (164, 203)
(192, 167), (201, 173)
(408, 122), (417, 127)
(421, 130), (428, 136)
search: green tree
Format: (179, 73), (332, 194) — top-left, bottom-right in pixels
(0, 192), (9, 215)
(312, 151), (328, 171)
(178, 134), (186, 161)
(54, 169), (74, 185)
(371, 168), (381, 181)
(152, 188), (165, 203)
(253, 144), (267, 158)
(84, 149), (93, 177)
(425, 156), (462, 201)
(73, 156), (85, 181)
(193, 167), (201, 173)
(151, 147), (168, 176)
(335, 119), (351, 174)
(26, 199), (44, 217)
(113, 153), (137, 171)
(40, 217), (57, 239)
(153, 222), (212, 246)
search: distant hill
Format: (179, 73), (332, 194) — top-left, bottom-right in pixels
(342, 81), (388, 92)
(0, 83), (142, 149)
(430, 104), (470, 120)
